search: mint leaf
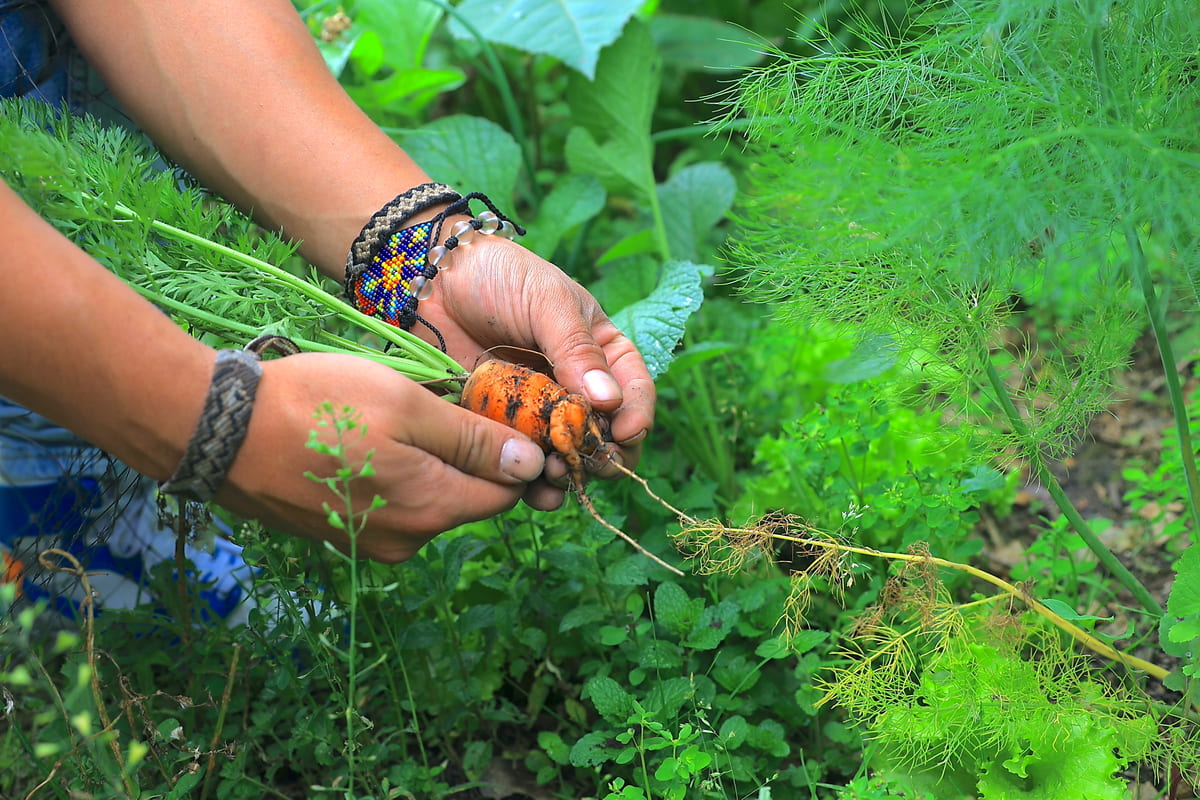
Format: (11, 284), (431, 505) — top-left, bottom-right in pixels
(653, 581), (696, 636)
(611, 260), (712, 378)
(449, 0), (642, 79)
(585, 676), (634, 723)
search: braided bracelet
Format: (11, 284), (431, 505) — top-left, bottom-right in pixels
(344, 184), (525, 349)
(159, 335), (302, 503)
(160, 349), (264, 502)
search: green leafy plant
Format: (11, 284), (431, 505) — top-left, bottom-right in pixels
(712, 0), (1200, 791)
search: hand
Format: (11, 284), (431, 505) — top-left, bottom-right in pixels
(214, 352), (548, 563)
(417, 235), (657, 505)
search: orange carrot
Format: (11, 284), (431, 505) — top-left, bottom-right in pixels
(459, 358), (684, 576)
(460, 359), (606, 489)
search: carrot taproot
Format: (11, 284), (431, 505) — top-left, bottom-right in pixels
(460, 359), (606, 489)
(458, 358), (684, 576)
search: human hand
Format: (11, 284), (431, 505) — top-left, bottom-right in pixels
(213, 352), (548, 563)
(416, 235), (656, 504)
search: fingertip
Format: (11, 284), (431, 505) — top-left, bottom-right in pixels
(582, 368), (622, 407)
(500, 437), (546, 482)
(523, 482), (565, 511)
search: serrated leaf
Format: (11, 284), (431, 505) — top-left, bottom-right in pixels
(586, 675), (634, 722)
(604, 554), (650, 586)
(538, 730), (570, 765)
(611, 260), (711, 378)
(684, 600), (739, 651)
(657, 162), (737, 261)
(643, 676), (692, 717)
(449, 0), (642, 79)
(401, 115), (521, 203)
(564, 20), (660, 197)
(569, 730), (621, 767)
(653, 581), (693, 636)
(754, 635), (792, 660)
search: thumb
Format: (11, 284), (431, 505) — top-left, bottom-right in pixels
(404, 390), (547, 484)
(536, 309), (623, 414)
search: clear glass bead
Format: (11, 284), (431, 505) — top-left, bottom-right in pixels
(412, 275), (434, 301)
(450, 219), (475, 245)
(427, 245), (450, 269)
(477, 210), (501, 235)
(496, 220), (518, 240)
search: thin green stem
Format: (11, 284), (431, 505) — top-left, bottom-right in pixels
(983, 360), (1162, 616)
(136, 288), (459, 384)
(1123, 226), (1200, 543)
(104, 199), (465, 379)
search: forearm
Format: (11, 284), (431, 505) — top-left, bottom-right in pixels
(0, 182), (212, 479)
(47, 0), (430, 278)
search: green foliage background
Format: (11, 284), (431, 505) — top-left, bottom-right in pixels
(3, 0), (1199, 799)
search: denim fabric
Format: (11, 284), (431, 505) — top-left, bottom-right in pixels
(0, 4), (257, 624)
(0, 2), (72, 107)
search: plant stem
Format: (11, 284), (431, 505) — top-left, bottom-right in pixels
(1124, 225), (1200, 542)
(104, 199), (465, 379)
(983, 360), (1162, 616)
(759, 530), (1167, 681)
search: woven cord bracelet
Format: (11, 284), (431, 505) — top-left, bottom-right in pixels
(160, 349), (265, 502)
(345, 184), (526, 350)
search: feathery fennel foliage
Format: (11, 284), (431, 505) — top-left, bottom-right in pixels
(726, 0), (1200, 465)
(0, 99), (463, 387)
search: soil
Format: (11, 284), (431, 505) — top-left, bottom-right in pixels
(980, 329), (1198, 800)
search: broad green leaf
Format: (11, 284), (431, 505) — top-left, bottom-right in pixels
(564, 20), (660, 198)
(1162, 545), (1200, 661)
(538, 730), (570, 765)
(604, 553), (650, 586)
(597, 228), (659, 266)
(449, 0), (642, 79)
(611, 260), (712, 378)
(559, 603), (608, 632)
(354, 0), (442, 69)
(586, 675), (634, 722)
(401, 115), (521, 203)
(684, 599), (739, 651)
(656, 161), (737, 261)
(524, 174), (606, 258)
(648, 13), (767, 73)
(644, 676), (692, 717)
(569, 730), (621, 767)
(719, 715), (749, 749)
(653, 581), (694, 636)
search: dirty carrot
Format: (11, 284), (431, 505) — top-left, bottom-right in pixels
(459, 359), (684, 576)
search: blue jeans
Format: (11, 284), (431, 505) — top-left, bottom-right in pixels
(0, 3), (255, 624)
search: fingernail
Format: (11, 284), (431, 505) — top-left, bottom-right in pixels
(617, 428), (647, 447)
(583, 369), (621, 404)
(500, 438), (545, 482)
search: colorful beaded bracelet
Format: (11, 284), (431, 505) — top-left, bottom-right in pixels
(345, 185), (525, 350)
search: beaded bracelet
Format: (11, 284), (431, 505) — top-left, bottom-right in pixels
(345, 186), (526, 350)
